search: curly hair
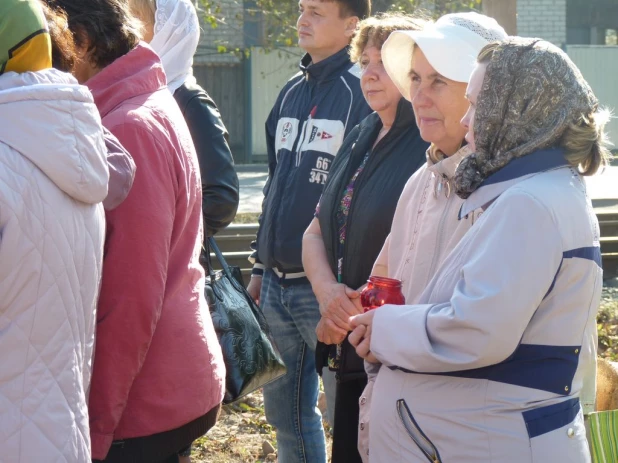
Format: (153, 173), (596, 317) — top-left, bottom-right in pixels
(40, 2), (76, 72)
(350, 12), (429, 64)
(43, 0), (141, 70)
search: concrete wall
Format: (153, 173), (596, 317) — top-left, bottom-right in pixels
(517, 0), (567, 46)
(250, 47), (304, 156)
(567, 45), (618, 146)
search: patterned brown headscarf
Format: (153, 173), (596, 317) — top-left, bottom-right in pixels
(454, 37), (598, 199)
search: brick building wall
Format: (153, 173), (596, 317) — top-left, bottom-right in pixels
(517, 0), (567, 47)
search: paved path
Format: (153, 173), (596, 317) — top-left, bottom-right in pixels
(237, 165), (267, 214)
(237, 163), (618, 215)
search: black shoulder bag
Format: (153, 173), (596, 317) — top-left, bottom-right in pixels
(204, 237), (286, 404)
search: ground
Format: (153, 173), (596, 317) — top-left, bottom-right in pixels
(190, 285), (618, 463)
(193, 389), (332, 463)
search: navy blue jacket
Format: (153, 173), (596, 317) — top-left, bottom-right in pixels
(252, 47), (372, 277)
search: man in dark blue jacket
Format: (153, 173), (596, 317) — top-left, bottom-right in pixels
(247, 0), (372, 461)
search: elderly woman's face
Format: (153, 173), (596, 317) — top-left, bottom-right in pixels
(409, 47), (469, 155)
(359, 43), (401, 115)
(461, 62), (488, 152)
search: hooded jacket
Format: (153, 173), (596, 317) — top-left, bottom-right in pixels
(369, 149), (601, 462)
(102, 127), (135, 211)
(0, 68), (108, 462)
(252, 48), (372, 277)
(85, 44), (225, 460)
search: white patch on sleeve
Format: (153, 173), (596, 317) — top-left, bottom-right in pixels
(275, 117), (300, 155)
(297, 118), (345, 158)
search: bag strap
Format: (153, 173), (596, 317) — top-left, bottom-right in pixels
(203, 239), (217, 280)
(208, 237), (235, 282)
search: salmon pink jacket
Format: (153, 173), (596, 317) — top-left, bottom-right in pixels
(86, 44), (225, 460)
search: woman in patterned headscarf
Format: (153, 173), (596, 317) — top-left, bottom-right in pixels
(456, 37), (609, 195)
(349, 37), (610, 462)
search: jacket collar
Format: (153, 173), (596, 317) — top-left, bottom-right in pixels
(86, 43), (167, 118)
(428, 144), (473, 180)
(459, 147), (569, 218)
(358, 97), (417, 135)
(391, 97), (416, 130)
(300, 46), (355, 84)
(350, 98), (419, 161)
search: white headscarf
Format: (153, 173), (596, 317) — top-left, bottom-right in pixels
(150, 0), (200, 93)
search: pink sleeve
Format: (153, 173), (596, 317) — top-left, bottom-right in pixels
(102, 127), (136, 210)
(89, 123), (176, 460)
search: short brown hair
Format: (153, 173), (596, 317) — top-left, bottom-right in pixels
(335, 0), (371, 20)
(350, 12), (428, 63)
(40, 2), (77, 73)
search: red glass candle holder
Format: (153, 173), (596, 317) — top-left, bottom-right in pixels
(360, 276), (405, 312)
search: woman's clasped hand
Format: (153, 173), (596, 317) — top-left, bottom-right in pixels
(314, 281), (363, 344)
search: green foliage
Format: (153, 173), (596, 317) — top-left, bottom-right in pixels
(598, 298), (618, 361)
(375, 0), (481, 15)
(199, 0), (483, 54)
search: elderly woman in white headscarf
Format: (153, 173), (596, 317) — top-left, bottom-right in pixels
(130, 0), (239, 239)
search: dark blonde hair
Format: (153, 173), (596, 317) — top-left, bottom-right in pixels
(477, 41), (612, 176)
(127, 0), (155, 36)
(350, 12), (429, 64)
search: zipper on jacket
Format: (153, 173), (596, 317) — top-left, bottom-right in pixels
(397, 399), (443, 463)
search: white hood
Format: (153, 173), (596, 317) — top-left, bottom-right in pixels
(0, 68), (109, 204)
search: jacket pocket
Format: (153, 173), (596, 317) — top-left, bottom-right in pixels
(523, 398), (590, 463)
(397, 399), (443, 463)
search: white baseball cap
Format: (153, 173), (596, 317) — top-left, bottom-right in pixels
(382, 12), (508, 101)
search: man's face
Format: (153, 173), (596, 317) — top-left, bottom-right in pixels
(297, 0), (357, 63)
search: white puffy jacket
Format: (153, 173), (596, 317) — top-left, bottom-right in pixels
(0, 69), (108, 462)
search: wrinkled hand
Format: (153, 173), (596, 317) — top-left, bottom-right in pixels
(315, 282), (363, 332)
(316, 317), (348, 345)
(349, 311), (379, 363)
(247, 276), (262, 305)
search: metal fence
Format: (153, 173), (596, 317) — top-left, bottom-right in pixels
(215, 205), (618, 286)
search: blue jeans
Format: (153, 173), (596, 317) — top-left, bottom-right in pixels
(261, 269), (327, 463)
